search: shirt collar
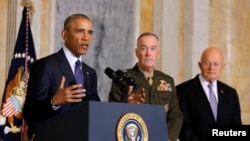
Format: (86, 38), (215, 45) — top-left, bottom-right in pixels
(199, 74), (218, 101)
(137, 65), (154, 79)
(199, 74), (217, 86)
(63, 46), (81, 72)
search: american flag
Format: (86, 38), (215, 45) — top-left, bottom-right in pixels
(2, 96), (20, 117)
(0, 1), (36, 141)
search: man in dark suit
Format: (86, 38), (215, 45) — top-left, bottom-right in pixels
(176, 47), (242, 141)
(109, 32), (183, 141)
(23, 14), (100, 140)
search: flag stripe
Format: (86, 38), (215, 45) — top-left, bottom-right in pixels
(2, 98), (19, 117)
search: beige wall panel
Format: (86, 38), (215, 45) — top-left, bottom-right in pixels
(140, 0), (153, 33)
(210, 0), (250, 124)
(0, 0), (9, 103)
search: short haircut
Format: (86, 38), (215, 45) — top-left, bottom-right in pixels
(63, 14), (92, 30)
(136, 32), (159, 47)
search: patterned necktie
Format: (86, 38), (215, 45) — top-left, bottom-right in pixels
(208, 84), (218, 120)
(74, 60), (84, 87)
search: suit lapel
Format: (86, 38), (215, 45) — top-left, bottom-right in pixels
(134, 72), (150, 90)
(56, 49), (76, 86)
(193, 76), (216, 122)
(216, 82), (225, 121)
(131, 65), (151, 90)
(81, 62), (90, 90)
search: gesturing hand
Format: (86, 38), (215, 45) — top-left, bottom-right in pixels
(126, 86), (146, 104)
(51, 76), (86, 106)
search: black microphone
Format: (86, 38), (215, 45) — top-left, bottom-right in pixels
(116, 70), (137, 87)
(104, 67), (127, 86)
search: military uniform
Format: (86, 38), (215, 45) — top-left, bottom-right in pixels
(109, 64), (183, 141)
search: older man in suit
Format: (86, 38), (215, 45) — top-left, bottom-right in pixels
(176, 47), (242, 141)
(23, 14), (100, 140)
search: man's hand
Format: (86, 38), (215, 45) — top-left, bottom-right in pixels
(51, 76), (86, 106)
(126, 86), (146, 104)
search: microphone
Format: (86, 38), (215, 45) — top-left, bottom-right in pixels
(105, 67), (139, 103)
(104, 67), (127, 86)
(116, 70), (137, 87)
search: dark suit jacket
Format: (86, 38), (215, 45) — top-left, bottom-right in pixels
(176, 74), (242, 141)
(23, 49), (100, 137)
(109, 64), (183, 141)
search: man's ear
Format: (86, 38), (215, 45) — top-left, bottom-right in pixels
(135, 48), (139, 58)
(157, 48), (160, 59)
(61, 30), (68, 41)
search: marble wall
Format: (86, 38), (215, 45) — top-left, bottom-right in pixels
(0, 0), (249, 124)
(209, 0), (250, 125)
(148, 0), (250, 124)
(55, 0), (137, 101)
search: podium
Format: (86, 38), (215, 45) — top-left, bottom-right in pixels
(35, 101), (168, 141)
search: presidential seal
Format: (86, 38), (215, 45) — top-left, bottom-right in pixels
(116, 113), (148, 141)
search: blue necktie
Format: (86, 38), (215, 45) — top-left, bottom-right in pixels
(75, 60), (84, 87)
(61, 60), (84, 112)
(208, 84), (218, 120)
